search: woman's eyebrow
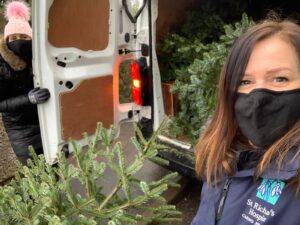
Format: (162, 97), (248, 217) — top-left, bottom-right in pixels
(242, 73), (252, 77)
(244, 67), (294, 76)
(266, 67), (294, 74)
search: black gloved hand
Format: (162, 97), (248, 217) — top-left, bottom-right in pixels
(28, 87), (50, 104)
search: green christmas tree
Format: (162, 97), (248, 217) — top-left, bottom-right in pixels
(0, 121), (181, 225)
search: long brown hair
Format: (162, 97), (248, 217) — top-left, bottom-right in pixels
(195, 19), (300, 191)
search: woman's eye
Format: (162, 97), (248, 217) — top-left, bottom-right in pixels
(21, 35), (29, 40)
(240, 80), (251, 86)
(274, 76), (289, 82)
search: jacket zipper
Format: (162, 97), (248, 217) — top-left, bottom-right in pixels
(216, 178), (232, 224)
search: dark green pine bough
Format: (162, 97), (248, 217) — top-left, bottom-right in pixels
(161, 14), (255, 142)
(0, 121), (181, 225)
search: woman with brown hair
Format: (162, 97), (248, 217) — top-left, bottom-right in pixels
(192, 19), (300, 225)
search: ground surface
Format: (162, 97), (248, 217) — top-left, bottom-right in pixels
(0, 114), (17, 184)
(166, 181), (201, 225)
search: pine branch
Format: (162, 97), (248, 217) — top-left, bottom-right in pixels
(0, 121), (181, 224)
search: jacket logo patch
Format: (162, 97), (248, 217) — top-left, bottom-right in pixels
(256, 179), (285, 205)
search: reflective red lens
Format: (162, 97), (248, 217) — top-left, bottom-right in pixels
(130, 61), (142, 105)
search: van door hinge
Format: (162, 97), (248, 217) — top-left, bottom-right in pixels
(118, 44), (149, 56)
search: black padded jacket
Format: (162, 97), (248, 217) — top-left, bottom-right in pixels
(0, 36), (42, 160)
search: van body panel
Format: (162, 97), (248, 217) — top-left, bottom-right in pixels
(32, 0), (165, 164)
(60, 76), (113, 140)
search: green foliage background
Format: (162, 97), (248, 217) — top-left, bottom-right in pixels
(157, 12), (225, 82)
(158, 14), (255, 142)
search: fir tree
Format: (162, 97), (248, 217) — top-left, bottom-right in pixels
(0, 120), (181, 225)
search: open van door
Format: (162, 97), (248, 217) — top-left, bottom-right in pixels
(32, 0), (165, 164)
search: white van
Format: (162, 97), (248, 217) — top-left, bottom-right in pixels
(32, 0), (195, 178)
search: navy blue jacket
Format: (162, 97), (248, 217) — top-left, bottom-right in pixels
(191, 150), (300, 225)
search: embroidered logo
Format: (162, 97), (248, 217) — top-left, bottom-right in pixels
(256, 179), (285, 205)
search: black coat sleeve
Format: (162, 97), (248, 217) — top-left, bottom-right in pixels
(0, 94), (30, 112)
(0, 62), (31, 113)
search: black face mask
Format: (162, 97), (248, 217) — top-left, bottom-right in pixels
(234, 88), (300, 148)
(7, 39), (32, 65)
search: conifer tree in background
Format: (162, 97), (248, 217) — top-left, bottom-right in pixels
(167, 14), (255, 142)
(0, 121), (181, 225)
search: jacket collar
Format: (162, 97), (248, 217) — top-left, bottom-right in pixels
(0, 35), (27, 71)
(261, 148), (300, 180)
(234, 147), (300, 181)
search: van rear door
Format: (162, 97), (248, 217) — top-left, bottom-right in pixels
(32, 0), (164, 164)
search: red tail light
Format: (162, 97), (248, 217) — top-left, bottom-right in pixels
(130, 61), (142, 105)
